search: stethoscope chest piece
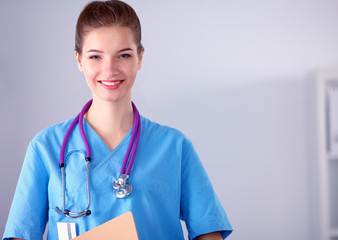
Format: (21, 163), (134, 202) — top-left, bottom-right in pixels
(113, 174), (132, 198)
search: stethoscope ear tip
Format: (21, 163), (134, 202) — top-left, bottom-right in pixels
(55, 207), (62, 214)
(86, 210), (92, 216)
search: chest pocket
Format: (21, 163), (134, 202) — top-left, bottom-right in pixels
(63, 150), (89, 203)
(133, 171), (175, 197)
(48, 150), (89, 221)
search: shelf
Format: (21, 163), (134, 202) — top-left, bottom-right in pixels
(329, 161), (338, 230)
(314, 71), (338, 240)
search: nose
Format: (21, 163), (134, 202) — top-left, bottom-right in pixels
(102, 58), (119, 78)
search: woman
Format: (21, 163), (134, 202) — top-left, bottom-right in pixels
(3, 1), (232, 239)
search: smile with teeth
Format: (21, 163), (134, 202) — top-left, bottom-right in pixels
(100, 80), (123, 86)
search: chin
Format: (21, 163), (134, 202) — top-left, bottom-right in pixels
(94, 94), (131, 104)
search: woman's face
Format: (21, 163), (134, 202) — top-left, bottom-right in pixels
(75, 26), (143, 103)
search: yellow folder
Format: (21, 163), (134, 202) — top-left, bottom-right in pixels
(73, 211), (139, 240)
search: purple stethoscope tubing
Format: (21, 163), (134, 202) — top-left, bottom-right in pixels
(59, 100), (93, 166)
(60, 99), (140, 171)
(121, 102), (141, 175)
(56, 99), (141, 218)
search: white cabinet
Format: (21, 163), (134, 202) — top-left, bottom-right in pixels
(312, 71), (338, 240)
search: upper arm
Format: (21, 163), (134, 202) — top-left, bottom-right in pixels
(180, 139), (232, 239)
(3, 142), (49, 239)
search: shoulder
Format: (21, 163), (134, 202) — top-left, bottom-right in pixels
(139, 116), (195, 156)
(140, 116), (190, 143)
(30, 117), (75, 148)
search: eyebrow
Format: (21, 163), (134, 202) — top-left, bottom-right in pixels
(117, 48), (134, 53)
(86, 48), (134, 54)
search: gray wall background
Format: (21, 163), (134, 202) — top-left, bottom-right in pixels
(1, 1), (338, 240)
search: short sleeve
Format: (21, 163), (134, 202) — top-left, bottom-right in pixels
(3, 141), (49, 240)
(180, 139), (232, 240)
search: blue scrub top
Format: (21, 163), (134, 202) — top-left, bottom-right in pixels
(3, 116), (232, 240)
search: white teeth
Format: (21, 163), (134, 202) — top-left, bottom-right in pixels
(101, 81), (122, 86)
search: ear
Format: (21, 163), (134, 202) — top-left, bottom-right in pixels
(74, 51), (84, 72)
(137, 50), (144, 70)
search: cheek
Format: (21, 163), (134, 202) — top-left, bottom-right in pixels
(125, 62), (139, 78)
(83, 64), (99, 80)
(127, 69), (138, 85)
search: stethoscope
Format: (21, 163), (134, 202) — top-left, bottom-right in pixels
(55, 99), (141, 218)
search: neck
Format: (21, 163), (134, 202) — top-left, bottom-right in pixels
(84, 97), (134, 150)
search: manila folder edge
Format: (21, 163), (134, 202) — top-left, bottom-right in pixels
(73, 211), (139, 240)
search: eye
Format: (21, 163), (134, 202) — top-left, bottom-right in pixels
(119, 53), (131, 59)
(89, 55), (101, 60)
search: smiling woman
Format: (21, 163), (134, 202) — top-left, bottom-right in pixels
(2, 1), (232, 240)
(75, 26), (142, 105)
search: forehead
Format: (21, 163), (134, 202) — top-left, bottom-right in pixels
(82, 26), (136, 51)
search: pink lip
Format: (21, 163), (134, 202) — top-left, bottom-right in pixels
(98, 80), (124, 90)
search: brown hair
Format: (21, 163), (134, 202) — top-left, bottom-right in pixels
(75, 0), (144, 55)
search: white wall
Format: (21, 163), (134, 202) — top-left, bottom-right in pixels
(1, 1), (338, 240)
